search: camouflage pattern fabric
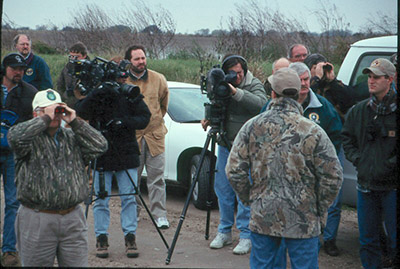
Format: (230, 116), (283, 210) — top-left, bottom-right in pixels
(8, 116), (108, 210)
(226, 97), (342, 238)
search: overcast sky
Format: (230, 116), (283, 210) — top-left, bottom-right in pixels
(2, 0), (397, 34)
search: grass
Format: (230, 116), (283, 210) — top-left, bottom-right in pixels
(2, 50), (274, 86)
(2, 50), (340, 87)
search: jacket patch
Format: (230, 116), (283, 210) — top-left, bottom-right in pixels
(388, 130), (396, 137)
(25, 68), (33, 76)
(308, 112), (320, 124)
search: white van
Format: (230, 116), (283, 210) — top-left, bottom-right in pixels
(336, 35), (397, 207)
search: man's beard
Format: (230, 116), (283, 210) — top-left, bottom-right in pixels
(11, 76), (22, 84)
(131, 64), (146, 74)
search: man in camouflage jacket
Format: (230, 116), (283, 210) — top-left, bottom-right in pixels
(226, 68), (342, 268)
(7, 89), (108, 267)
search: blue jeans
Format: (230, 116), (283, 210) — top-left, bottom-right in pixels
(0, 152), (19, 253)
(93, 169), (138, 237)
(323, 147), (344, 242)
(357, 189), (396, 269)
(250, 232), (319, 269)
(214, 146), (250, 239)
(323, 187), (342, 242)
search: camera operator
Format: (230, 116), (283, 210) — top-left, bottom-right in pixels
(202, 54), (268, 255)
(304, 53), (356, 122)
(75, 79), (151, 259)
(7, 89), (108, 267)
(56, 42), (90, 108)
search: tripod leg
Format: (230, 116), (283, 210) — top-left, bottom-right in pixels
(85, 160), (97, 219)
(166, 132), (214, 265)
(205, 135), (217, 240)
(123, 169), (170, 251)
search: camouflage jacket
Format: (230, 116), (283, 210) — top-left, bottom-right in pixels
(226, 97), (342, 238)
(8, 116), (108, 210)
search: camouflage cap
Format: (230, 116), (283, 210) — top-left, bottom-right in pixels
(268, 67), (301, 96)
(362, 58), (396, 77)
(32, 89), (66, 111)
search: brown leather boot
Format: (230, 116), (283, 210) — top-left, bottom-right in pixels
(125, 233), (139, 258)
(1, 251), (21, 267)
(96, 234), (109, 258)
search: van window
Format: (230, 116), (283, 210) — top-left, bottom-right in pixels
(350, 53), (393, 102)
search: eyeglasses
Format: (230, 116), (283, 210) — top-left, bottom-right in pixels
(294, 54), (308, 59)
(68, 55), (79, 60)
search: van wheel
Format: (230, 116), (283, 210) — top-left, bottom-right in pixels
(190, 154), (218, 210)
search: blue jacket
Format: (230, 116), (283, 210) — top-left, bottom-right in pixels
(261, 90), (342, 154)
(23, 53), (53, 91)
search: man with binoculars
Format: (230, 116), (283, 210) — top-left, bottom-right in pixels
(7, 89), (108, 267)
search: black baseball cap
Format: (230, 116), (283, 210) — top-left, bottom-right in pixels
(304, 53), (327, 70)
(2, 53), (27, 68)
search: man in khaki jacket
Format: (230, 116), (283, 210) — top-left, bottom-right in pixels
(125, 45), (170, 229)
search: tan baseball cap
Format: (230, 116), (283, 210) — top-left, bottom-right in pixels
(268, 67), (301, 96)
(362, 58), (396, 77)
(32, 89), (65, 111)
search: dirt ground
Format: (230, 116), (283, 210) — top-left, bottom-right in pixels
(83, 187), (362, 268)
(1, 186), (362, 268)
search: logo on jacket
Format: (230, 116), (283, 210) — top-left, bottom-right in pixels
(308, 112), (320, 124)
(25, 68), (33, 76)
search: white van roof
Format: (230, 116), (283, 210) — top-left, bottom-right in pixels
(351, 35), (397, 49)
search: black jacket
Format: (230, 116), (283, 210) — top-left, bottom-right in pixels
(311, 76), (356, 122)
(1, 81), (38, 124)
(1, 81), (37, 153)
(342, 99), (397, 190)
(75, 83), (151, 171)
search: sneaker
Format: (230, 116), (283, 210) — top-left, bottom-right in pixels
(209, 232), (232, 249)
(156, 217), (170, 229)
(233, 238), (251, 255)
(96, 234), (109, 258)
(323, 239), (339, 256)
(125, 233), (139, 258)
(1, 251), (21, 267)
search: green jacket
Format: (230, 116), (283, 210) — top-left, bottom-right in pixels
(223, 71), (268, 145)
(342, 99), (397, 190)
(8, 116), (108, 210)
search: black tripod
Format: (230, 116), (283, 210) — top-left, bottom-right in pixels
(165, 121), (231, 265)
(84, 127), (170, 251)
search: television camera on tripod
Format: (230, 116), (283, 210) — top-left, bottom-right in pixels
(166, 54), (268, 264)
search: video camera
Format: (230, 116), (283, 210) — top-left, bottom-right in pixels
(68, 56), (131, 96)
(70, 56), (141, 131)
(201, 67), (236, 128)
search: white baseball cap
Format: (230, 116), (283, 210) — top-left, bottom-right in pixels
(32, 89), (66, 111)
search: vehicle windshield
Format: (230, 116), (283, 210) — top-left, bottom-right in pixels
(168, 87), (208, 123)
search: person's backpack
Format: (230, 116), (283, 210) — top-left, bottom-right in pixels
(1, 109), (19, 149)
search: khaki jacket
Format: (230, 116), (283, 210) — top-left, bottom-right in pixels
(126, 69), (169, 156)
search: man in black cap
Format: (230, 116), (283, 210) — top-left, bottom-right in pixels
(0, 53), (37, 266)
(304, 53), (356, 123)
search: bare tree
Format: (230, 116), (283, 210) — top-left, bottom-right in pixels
(120, 0), (176, 58)
(363, 11), (397, 35)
